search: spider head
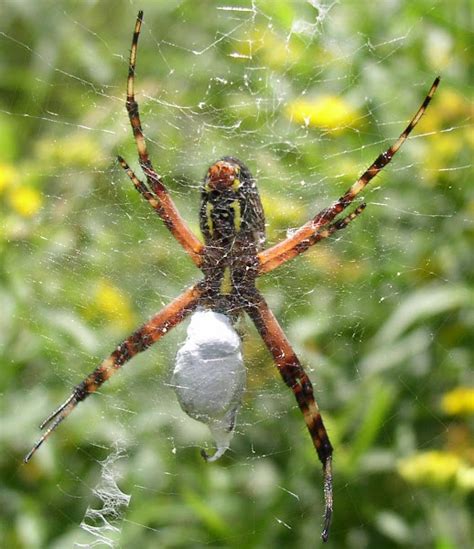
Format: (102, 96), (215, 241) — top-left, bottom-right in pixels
(206, 160), (241, 192)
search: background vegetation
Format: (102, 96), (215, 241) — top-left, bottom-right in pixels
(0, 1), (472, 547)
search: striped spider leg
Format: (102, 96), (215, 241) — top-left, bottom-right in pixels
(258, 76), (440, 275)
(121, 10), (203, 268)
(245, 291), (334, 541)
(24, 284), (203, 463)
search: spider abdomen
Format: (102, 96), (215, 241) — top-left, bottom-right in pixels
(200, 157), (265, 251)
(199, 158), (265, 306)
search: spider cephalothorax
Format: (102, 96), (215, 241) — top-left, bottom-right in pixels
(25, 10), (440, 542)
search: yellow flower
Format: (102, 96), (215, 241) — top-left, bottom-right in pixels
(437, 89), (471, 121)
(457, 466), (474, 492)
(422, 131), (466, 174)
(417, 88), (472, 133)
(93, 280), (135, 330)
(397, 451), (462, 486)
(0, 163), (18, 193)
(8, 186), (43, 217)
(286, 96), (359, 132)
(441, 387), (474, 416)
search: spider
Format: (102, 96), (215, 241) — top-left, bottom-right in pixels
(25, 11), (440, 542)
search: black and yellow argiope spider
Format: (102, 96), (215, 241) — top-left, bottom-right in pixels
(25, 11), (440, 542)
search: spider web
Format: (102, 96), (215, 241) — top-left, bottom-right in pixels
(2, 1), (472, 547)
(75, 444), (131, 548)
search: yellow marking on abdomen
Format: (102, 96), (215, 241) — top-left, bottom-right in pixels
(230, 199), (241, 231)
(220, 267), (232, 295)
(206, 202), (214, 236)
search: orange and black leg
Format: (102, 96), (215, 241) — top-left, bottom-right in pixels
(245, 291), (334, 542)
(258, 77), (440, 274)
(24, 283), (203, 463)
(117, 156), (203, 267)
(121, 11), (203, 267)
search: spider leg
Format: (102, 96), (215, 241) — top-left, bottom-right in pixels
(245, 291), (334, 542)
(258, 76), (440, 275)
(118, 156), (203, 267)
(122, 11), (204, 268)
(304, 202), (367, 248)
(24, 283), (203, 463)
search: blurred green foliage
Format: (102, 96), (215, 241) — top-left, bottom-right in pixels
(0, 1), (472, 548)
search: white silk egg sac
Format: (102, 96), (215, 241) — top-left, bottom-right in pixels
(172, 309), (245, 461)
